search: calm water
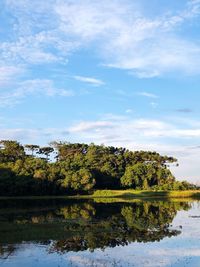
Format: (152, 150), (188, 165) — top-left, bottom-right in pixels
(0, 198), (200, 267)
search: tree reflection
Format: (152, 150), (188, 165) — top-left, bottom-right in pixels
(49, 201), (189, 252)
(0, 200), (190, 256)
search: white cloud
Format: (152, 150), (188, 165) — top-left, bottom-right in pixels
(68, 255), (110, 267)
(0, 33), (77, 65)
(137, 92), (158, 98)
(151, 248), (200, 258)
(0, 79), (74, 107)
(2, 0), (200, 78)
(69, 121), (114, 133)
(0, 65), (24, 87)
(0, 127), (69, 143)
(20, 79), (74, 97)
(54, 0), (200, 77)
(73, 75), (105, 86)
(125, 109), (133, 113)
(68, 116), (200, 141)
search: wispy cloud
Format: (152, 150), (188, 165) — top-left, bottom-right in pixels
(68, 116), (200, 140)
(2, 0), (200, 78)
(73, 75), (105, 86)
(137, 92), (158, 98)
(55, 0), (200, 77)
(0, 32), (77, 65)
(0, 79), (74, 107)
(0, 65), (24, 86)
(69, 121), (114, 133)
(125, 109), (133, 113)
(0, 127), (69, 143)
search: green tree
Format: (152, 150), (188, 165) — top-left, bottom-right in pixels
(25, 144), (40, 156)
(121, 163), (149, 189)
(37, 146), (54, 160)
(61, 168), (95, 192)
(0, 140), (25, 162)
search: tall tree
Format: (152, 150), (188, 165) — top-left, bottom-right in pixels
(0, 140), (25, 162)
(37, 147), (54, 160)
(25, 144), (40, 156)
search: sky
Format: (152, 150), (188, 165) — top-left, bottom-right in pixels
(1, 0), (200, 183)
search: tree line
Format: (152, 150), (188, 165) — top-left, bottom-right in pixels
(0, 140), (195, 196)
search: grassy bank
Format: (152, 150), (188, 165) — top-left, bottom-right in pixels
(75, 189), (200, 200)
(1, 190), (200, 200)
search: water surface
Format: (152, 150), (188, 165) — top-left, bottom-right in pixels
(0, 198), (199, 266)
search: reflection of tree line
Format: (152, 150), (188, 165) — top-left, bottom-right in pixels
(0, 201), (190, 256)
(51, 201), (189, 252)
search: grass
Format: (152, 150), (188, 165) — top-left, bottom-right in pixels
(1, 190), (200, 200)
(86, 189), (200, 199)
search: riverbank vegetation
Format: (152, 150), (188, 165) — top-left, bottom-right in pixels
(91, 189), (200, 199)
(0, 140), (196, 196)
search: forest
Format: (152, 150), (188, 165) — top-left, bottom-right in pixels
(0, 140), (195, 196)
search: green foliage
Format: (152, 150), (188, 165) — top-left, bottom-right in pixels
(0, 140), (25, 162)
(121, 163), (175, 189)
(60, 168), (95, 192)
(0, 139), (195, 196)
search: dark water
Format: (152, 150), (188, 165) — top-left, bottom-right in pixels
(0, 198), (199, 267)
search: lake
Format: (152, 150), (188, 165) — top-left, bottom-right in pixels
(0, 198), (200, 267)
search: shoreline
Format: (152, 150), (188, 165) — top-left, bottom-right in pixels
(0, 190), (200, 200)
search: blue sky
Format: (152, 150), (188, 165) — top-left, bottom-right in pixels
(1, 0), (200, 183)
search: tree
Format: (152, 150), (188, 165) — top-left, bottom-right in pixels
(37, 147), (54, 160)
(0, 140), (25, 162)
(25, 144), (40, 156)
(121, 163), (149, 189)
(61, 168), (96, 192)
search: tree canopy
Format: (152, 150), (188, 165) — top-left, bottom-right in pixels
(0, 140), (195, 196)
